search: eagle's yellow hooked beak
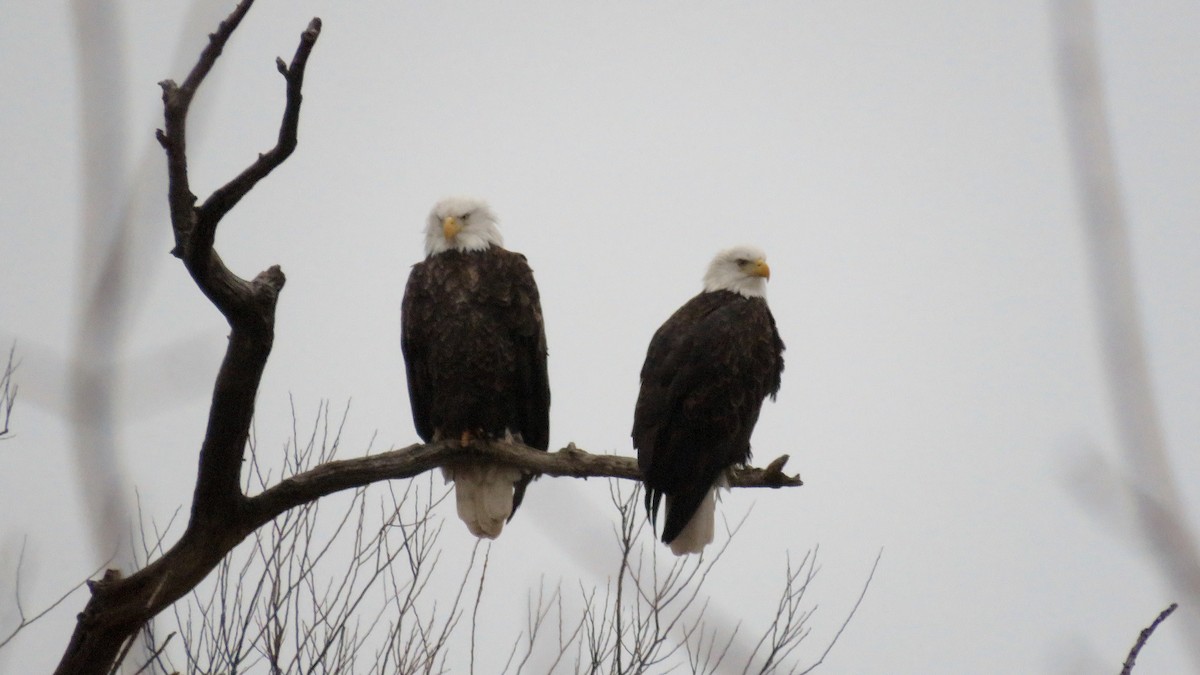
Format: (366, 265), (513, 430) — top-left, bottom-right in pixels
(443, 215), (462, 241)
(749, 258), (771, 280)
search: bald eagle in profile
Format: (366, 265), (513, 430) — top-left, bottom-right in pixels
(633, 247), (785, 555)
(401, 197), (550, 539)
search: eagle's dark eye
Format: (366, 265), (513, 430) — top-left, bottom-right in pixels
(461, 212), (471, 221)
(735, 258), (748, 265)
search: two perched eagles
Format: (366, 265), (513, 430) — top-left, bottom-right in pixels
(401, 197), (784, 555)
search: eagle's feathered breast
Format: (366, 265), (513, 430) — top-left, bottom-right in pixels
(401, 248), (549, 452)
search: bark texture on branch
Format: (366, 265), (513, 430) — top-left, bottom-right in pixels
(245, 440), (803, 531)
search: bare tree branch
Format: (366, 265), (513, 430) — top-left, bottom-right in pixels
(155, 0), (252, 258)
(196, 30), (319, 226)
(246, 440), (801, 532)
(1120, 603), (1177, 675)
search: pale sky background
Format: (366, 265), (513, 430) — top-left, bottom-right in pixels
(1, 1), (1198, 673)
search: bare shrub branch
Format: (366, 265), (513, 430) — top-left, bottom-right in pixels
(129, 403), (474, 675)
(796, 549), (881, 675)
(554, 483), (872, 674)
(111, 456), (850, 674)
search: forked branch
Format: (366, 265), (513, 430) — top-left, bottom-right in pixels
(153, 3), (320, 524)
(196, 19), (321, 226)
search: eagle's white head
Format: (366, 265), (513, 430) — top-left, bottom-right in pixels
(425, 197), (504, 256)
(702, 246), (771, 298)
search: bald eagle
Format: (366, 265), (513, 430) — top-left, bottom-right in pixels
(633, 246), (785, 555)
(401, 197), (550, 539)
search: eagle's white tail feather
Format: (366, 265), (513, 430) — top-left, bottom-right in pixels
(443, 464), (524, 539)
(668, 488), (717, 556)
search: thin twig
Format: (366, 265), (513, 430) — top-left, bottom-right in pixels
(0, 342), (17, 439)
(797, 548), (882, 674)
(470, 544), (492, 675)
(1120, 603), (1178, 675)
(0, 542), (115, 650)
(107, 631), (139, 675)
(130, 631), (175, 675)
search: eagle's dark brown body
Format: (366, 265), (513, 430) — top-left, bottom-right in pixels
(401, 247), (549, 513)
(633, 289), (784, 546)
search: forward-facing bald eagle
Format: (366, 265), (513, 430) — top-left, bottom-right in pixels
(633, 246), (785, 555)
(401, 197), (550, 538)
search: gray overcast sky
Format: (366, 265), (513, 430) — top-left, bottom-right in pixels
(2, 1), (1198, 672)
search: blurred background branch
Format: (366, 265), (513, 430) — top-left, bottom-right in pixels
(0, 344), (16, 440)
(64, 0), (253, 557)
(1051, 0), (1200, 668)
(69, 0), (135, 564)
